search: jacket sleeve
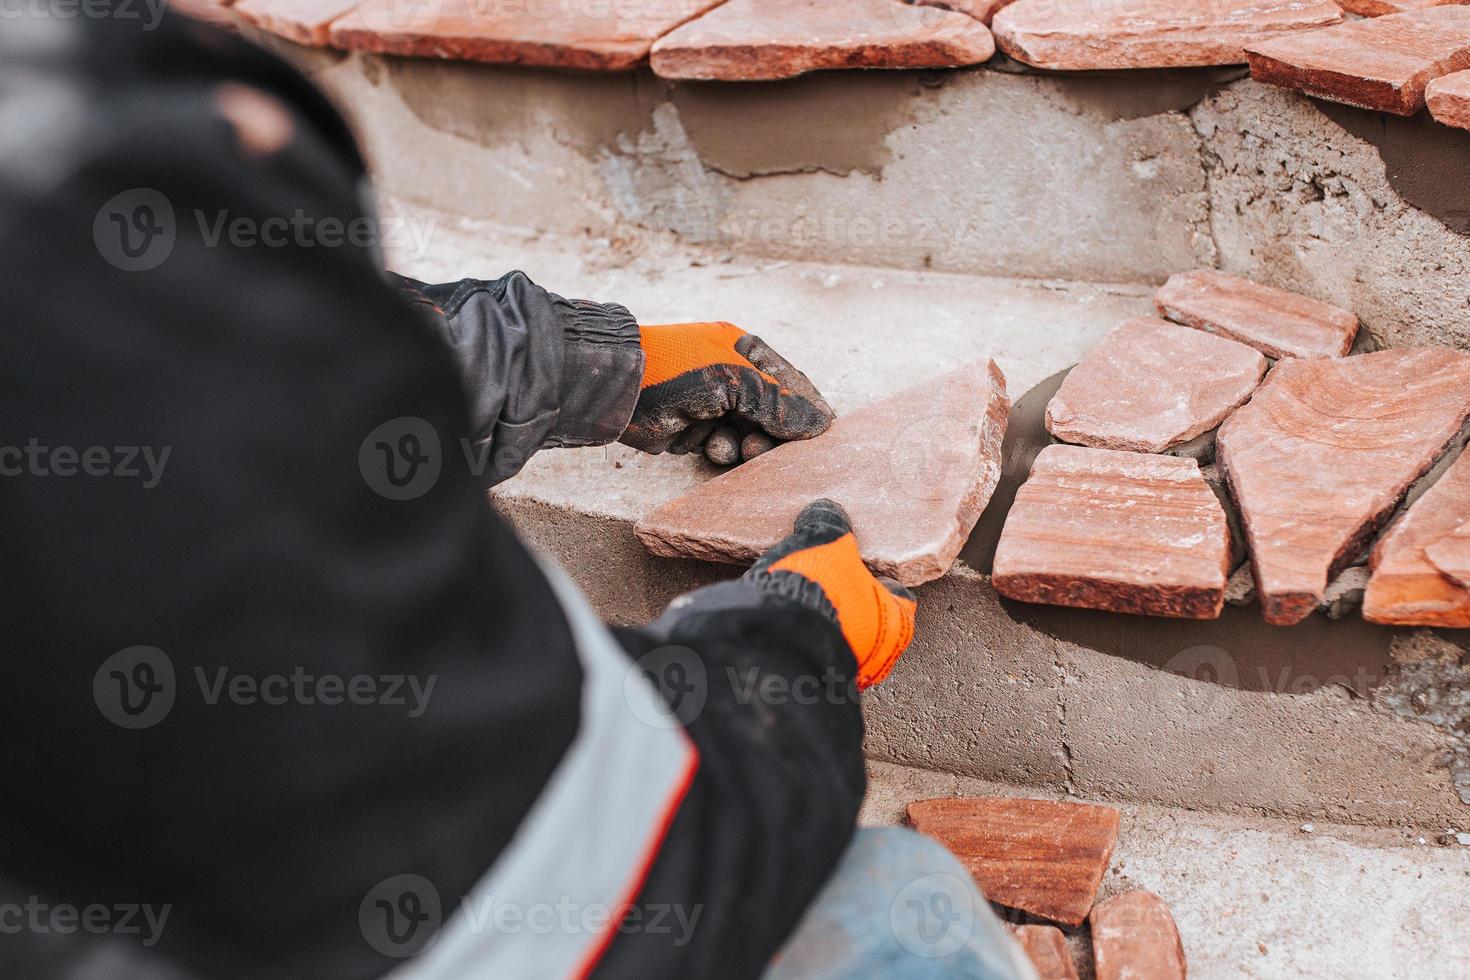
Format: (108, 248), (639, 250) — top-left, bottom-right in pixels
(387, 271), (644, 486)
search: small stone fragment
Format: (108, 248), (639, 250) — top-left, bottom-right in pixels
(1225, 563), (1257, 607)
(650, 0), (996, 81)
(704, 426), (741, 467)
(991, 0), (1341, 70)
(907, 797), (1121, 926)
(1364, 451), (1470, 627)
(1218, 348), (1470, 625)
(1156, 269), (1359, 360)
(993, 445), (1233, 619)
(1428, 69), (1470, 131)
(637, 361), (1009, 587)
(741, 431), (777, 462)
(1045, 317), (1266, 454)
(1090, 891), (1187, 980)
(1319, 565), (1371, 620)
(1246, 7), (1470, 115)
(1006, 924), (1080, 980)
(331, 0), (728, 70)
(234, 0), (358, 46)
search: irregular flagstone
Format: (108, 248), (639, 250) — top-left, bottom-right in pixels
(1337, 0), (1470, 17)
(990, 0), (1342, 71)
(1045, 317), (1266, 454)
(918, 0), (1017, 27)
(635, 361), (1008, 587)
(906, 797), (1120, 926)
(1363, 451), (1470, 626)
(1217, 348), (1470, 626)
(1245, 7), (1470, 115)
(992, 445), (1233, 619)
(1006, 925), (1080, 980)
(649, 0), (995, 81)
(330, 0), (728, 70)
(1090, 891), (1188, 980)
(1427, 69), (1470, 131)
(1155, 269), (1359, 361)
(234, 0), (357, 45)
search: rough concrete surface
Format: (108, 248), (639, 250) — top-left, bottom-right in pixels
(863, 761), (1470, 980)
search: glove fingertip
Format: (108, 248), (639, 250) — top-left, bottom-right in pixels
(794, 498), (852, 537)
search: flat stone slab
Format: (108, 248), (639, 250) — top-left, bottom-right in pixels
(991, 0), (1342, 71)
(1007, 925), (1080, 980)
(1337, 0), (1469, 16)
(992, 445), (1233, 619)
(1090, 891), (1188, 980)
(234, 0), (357, 46)
(920, 0), (1017, 26)
(1363, 451), (1470, 627)
(1427, 69), (1470, 131)
(1246, 7), (1470, 115)
(906, 797), (1120, 926)
(1045, 317), (1266, 454)
(650, 0), (996, 81)
(1217, 347), (1470, 625)
(1155, 269), (1359, 361)
(330, 0), (728, 70)
(635, 361), (1008, 587)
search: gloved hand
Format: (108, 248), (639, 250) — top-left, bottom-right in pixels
(622, 321), (835, 465)
(745, 500), (917, 689)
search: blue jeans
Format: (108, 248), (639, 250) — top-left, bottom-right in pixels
(765, 828), (1037, 980)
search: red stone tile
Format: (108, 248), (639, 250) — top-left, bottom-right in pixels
(1007, 924), (1081, 980)
(1045, 317), (1266, 454)
(635, 361), (1009, 587)
(991, 0), (1341, 71)
(234, 0), (356, 45)
(1246, 7), (1470, 115)
(1090, 891), (1187, 980)
(330, 0), (727, 70)
(906, 797), (1120, 926)
(1364, 451), (1470, 627)
(1428, 69), (1470, 131)
(1217, 348), (1470, 625)
(919, 0), (1016, 27)
(992, 445), (1233, 619)
(650, 0), (995, 81)
(1337, 0), (1470, 16)
(1155, 269), (1359, 361)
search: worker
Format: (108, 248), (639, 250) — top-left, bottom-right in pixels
(0, 5), (1032, 979)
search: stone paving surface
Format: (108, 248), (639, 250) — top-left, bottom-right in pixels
(1246, 6), (1470, 115)
(1006, 925), (1079, 980)
(650, 0), (995, 80)
(1363, 450), (1470, 627)
(1336, 0), (1470, 15)
(919, 0), (1017, 27)
(1218, 347), (1470, 625)
(1044, 316), (1265, 453)
(1155, 268), (1358, 360)
(1090, 890), (1188, 980)
(635, 360), (1009, 587)
(1427, 68), (1470, 130)
(1426, 528), (1470, 588)
(906, 796), (1121, 926)
(991, 0), (1342, 71)
(992, 445), (1232, 619)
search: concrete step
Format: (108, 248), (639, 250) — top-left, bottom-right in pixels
(270, 39), (1470, 353)
(383, 200), (1470, 835)
(863, 760), (1470, 980)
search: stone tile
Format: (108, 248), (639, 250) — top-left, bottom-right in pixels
(1245, 7), (1470, 115)
(1217, 348), (1470, 625)
(1155, 269), (1359, 361)
(635, 361), (1009, 587)
(1090, 891), (1187, 980)
(1337, 0), (1470, 16)
(990, 0), (1341, 71)
(906, 796), (1120, 926)
(919, 0), (1016, 27)
(234, 0), (356, 45)
(992, 445), (1233, 619)
(1363, 451), (1470, 627)
(1427, 69), (1470, 131)
(330, 0), (728, 70)
(1007, 924), (1080, 980)
(649, 0), (996, 81)
(1045, 317), (1266, 454)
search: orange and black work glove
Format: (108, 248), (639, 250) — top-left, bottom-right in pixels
(621, 322), (835, 464)
(745, 500), (918, 689)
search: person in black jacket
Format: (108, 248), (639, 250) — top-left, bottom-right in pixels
(0, 5), (1032, 979)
